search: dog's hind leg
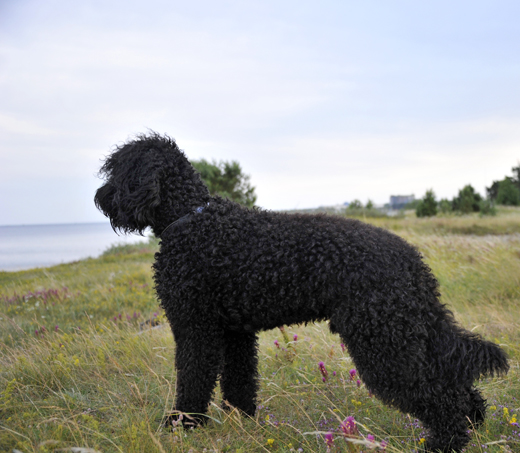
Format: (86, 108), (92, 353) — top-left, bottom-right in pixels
(413, 387), (473, 453)
(166, 322), (224, 427)
(220, 331), (259, 417)
(331, 309), (471, 452)
(467, 386), (487, 428)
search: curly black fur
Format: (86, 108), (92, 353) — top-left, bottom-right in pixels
(95, 132), (509, 452)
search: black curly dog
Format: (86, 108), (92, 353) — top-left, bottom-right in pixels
(95, 133), (508, 452)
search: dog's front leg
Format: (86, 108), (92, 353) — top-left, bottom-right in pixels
(164, 321), (224, 428)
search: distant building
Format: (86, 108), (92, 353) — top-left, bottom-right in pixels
(390, 195), (415, 210)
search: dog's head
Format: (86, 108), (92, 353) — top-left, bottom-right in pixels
(95, 132), (209, 235)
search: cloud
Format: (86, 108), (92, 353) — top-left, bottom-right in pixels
(0, 0), (519, 224)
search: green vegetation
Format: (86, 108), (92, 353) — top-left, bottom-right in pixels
(415, 189), (438, 218)
(1, 212), (520, 452)
(413, 163), (520, 218)
(192, 159), (257, 208)
(487, 165), (520, 207)
(345, 200), (391, 219)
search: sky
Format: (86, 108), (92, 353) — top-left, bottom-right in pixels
(1, 0), (519, 225)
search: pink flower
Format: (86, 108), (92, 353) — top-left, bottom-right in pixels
(324, 432), (334, 447)
(274, 340), (280, 348)
(293, 334), (298, 341)
(340, 343), (346, 352)
(349, 369), (357, 380)
(319, 361), (329, 381)
(340, 416), (359, 438)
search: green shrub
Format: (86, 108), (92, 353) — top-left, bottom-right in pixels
(496, 178), (520, 206)
(438, 198), (452, 214)
(416, 189), (438, 217)
(452, 185), (482, 214)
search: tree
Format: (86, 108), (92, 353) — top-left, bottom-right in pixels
(365, 199), (374, 210)
(192, 159), (257, 208)
(512, 164), (520, 191)
(348, 200), (363, 210)
(438, 198), (452, 214)
(496, 178), (520, 206)
(487, 165), (520, 202)
(452, 185), (482, 214)
(416, 189), (438, 217)
(486, 180), (500, 201)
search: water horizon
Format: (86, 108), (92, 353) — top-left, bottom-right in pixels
(0, 222), (148, 272)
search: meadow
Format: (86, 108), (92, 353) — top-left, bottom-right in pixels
(1, 209), (520, 453)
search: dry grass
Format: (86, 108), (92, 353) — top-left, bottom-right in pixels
(1, 211), (520, 452)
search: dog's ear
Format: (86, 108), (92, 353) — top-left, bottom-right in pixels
(95, 157), (163, 234)
(124, 160), (162, 231)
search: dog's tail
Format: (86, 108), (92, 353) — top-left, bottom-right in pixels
(472, 335), (509, 378)
(453, 329), (509, 381)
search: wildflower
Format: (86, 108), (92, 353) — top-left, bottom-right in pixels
(54, 325), (59, 332)
(274, 340), (280, 348)
(319, 361), (329, 381)
(333, 371), (337, 377)
(356, 379), (361, 388)
(510, 413), (518, 426)
(349, 369), (357, 380)
(340, 416), (359, 438)
(380, 440), (388, 450)
(324, 432), (334, 447)
(293, 334), (298, 341)
(267, 438), (274, 447)
(418, 438), (426, 445)
(340, 343), (346, 352)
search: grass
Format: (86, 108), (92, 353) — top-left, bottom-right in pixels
(1, 210), (520, 452)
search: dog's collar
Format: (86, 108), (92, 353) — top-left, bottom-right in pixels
(159, 204), (208, 237)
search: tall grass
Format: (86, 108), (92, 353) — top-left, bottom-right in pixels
(1, 212), (520, 452)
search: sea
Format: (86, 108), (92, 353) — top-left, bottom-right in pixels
(0, 223), (147, 272)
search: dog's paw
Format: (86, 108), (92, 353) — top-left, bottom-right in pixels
(162, 410), (207, 429)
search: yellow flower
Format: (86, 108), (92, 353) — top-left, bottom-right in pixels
(419, 438), (426, 445)
(267, 438), (274, 447)
(265, 414), (270, 421)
